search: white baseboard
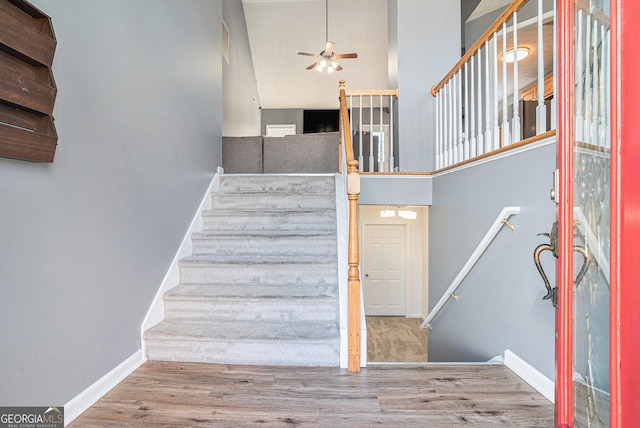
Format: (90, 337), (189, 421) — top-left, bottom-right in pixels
(64, 350), (146, 426)
(140, 173), (219, 342)
(504, 349), (554, 403)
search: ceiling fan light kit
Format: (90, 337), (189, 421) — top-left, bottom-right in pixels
(298, 0), (358, 72)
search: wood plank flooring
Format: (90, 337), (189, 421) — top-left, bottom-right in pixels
(69, 361), (553, 427)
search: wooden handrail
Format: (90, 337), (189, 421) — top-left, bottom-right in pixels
(345, 88), (399, 98)
(431, 0), (529, 96)
(338, 80), (361, 373)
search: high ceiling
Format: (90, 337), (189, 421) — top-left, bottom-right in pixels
(241, 0), (513, 110)
(242, 0), (389, 110)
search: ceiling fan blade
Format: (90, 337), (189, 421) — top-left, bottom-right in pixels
(298, 52), (318, 57)
(334, 53), (358, 59)
(334, 63), (343, 71)
(324, 41), (335, 55)
(306, 61), (321, 70)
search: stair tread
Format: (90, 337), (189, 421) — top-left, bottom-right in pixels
(145, 320), (339, 342)
(192, 232), (336, 239)
(165, 283), (338, 300)
(180, 255), (338, 265)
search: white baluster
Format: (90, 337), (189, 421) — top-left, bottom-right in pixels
(536, 0), (547, 134)
(389, 94), (395, 171)
(591, 20), (600, 147)
(477, 47), (484, 155)
(452, 75), (458, 165)
(464, 62), (470, 161)
(358, 95), (364, 171)
(492, 33), (500, 150)
(605, 28), (610, 149)
(502, 22), (511, 146)
(457, 71), (463, 162)
(448, 80), (454, 166)
(470, 55), (477, 159)
(378, 95), (384, 171)
(484, 41), (492, 151)
(575, 10), (584, 141)
(583, 13), (592, 144)
(443, 85), (448, 167)
(511, 11), (521, 144)
(369, 95), (374, 171)
(435, 92), (441, 169)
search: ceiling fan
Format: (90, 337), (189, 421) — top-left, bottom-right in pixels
(298, 0), (358, 72)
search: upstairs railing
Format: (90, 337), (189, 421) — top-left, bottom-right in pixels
(432, 0), (556, 170)
(338, 80), (362, 373)
(344, 88), (398, 173)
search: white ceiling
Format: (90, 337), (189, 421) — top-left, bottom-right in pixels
(242, 0), (389, 109)
(241, 0), (523, 110)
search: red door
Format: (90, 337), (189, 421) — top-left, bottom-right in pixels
(556, 0), (640, 426)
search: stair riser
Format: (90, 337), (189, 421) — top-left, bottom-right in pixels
(179, 263), (338, 286)
(191, 236), (337, 257)
(202, 214), (336, 233)
(210, 194), (336, 211)
(219, 175), (335, 194)
(145, 340), (340, 366)
(164, 300), (339, 322)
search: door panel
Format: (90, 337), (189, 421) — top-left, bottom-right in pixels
(362, 224), (407, 316)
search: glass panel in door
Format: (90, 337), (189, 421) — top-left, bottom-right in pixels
(572, 0), (611, 425)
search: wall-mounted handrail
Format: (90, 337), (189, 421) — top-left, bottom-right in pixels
(338, 80), (362, 373)
(421, 206), (521, 329)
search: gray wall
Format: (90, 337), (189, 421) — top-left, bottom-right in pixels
(428, 143), (557, 378)
(0, 0), (223, 405)
(395, 0), (461, 172)
(222, 0), (261, 136)
(261, 109), (304, 136)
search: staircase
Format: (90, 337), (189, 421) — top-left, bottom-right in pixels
(144, 174), (340, 366)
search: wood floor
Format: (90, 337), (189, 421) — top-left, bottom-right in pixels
(366, 316), (428, 362)
(69, 361), (553, 427)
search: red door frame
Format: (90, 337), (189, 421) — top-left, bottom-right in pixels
(555, 0), (574, 425)
(556, 0), (640, 426)
(610, 0), (640, 426)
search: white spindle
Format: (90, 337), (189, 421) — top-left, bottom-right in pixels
(452, 75), (458, 164)
(470, 55), (477, 159)
(492, 34), (500, 150)
(605, 28), (610, 149)
(378, 95), (384, 171)
(583, 13), (592, 144)
(536, 0), (547, 134)
(575, 10), (584, 141)
(464, 63), (470, 161)
(591, 20), (600, 147)
(448, 81), (454, 166)
(369, 95), (374, 171)
(435, 92), (441, 169)
(591, 18), (601, 146)
(358, 95), (363, 171)
(389, 94), (395, 170)
(457, 71), (463, 162)
(443, 85), (448, 167)
(502, 22), (511, 146)
(512, 11), (521, 144)
(484, 41), (492, 153)
(477, 47), (484, 154)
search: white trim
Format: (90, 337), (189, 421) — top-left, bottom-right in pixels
(64, 350), (146, 426)
(140, 173), (219, 343)
(433, 135), (555, 178)
(504, 349), (554, 403)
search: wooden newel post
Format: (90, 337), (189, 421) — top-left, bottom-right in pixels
(347, 159), (361, 373)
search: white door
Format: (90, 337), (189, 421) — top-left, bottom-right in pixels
(362, 224), (407, 316)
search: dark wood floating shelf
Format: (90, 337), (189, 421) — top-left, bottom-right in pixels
(0, 0), (58, 163)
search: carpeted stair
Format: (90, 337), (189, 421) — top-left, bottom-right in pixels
(144, 174), (340, 366)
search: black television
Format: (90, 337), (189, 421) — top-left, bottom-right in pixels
(303, 109), (340, 134)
